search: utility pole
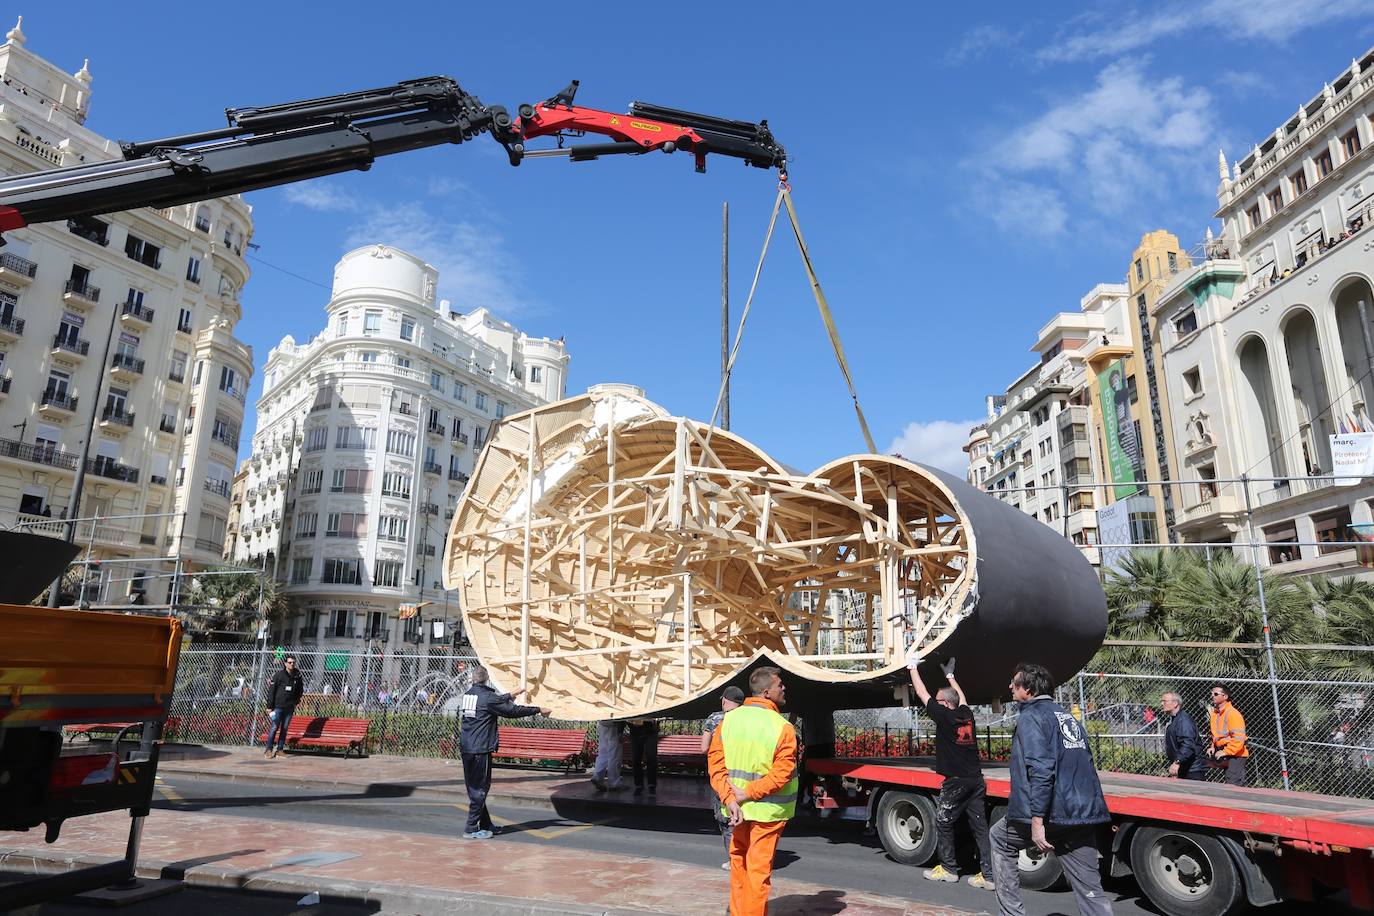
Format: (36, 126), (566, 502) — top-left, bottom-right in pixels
(48, 300), (120, 607)
(721, 201), (730, 431)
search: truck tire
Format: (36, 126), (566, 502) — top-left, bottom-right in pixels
(874, 790), (938, 866)
(989, 805), (1064, 891)
(1129, 826), (1243, 916)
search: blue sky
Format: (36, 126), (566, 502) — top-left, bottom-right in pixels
(18, 2), (1374, 474)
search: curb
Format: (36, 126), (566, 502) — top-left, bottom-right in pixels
(1, 849), (670, 915)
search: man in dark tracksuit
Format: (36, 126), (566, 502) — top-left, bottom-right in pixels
(264, 654), (304, 758)
(993, 662), (1112, 916)
(907, 652), (994, 890)
(1161, 691), (1204, 780)
(458, 665), (548, 839)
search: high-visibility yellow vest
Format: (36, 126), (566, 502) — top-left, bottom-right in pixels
(719, 704), (797, 822)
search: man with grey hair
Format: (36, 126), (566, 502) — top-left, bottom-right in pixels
(907, 651), (993, 890)
(1161, 691), (1203, 780)
(458, 665), (549, 838)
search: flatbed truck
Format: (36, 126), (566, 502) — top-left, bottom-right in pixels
(809, 756), (1374, 916)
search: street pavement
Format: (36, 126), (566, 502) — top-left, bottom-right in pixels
(1, 745), (1365, 914)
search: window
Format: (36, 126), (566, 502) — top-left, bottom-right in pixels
(294, 513), (318, 539)
(193, 360), (204, 385)
(1069, 491), (1095, 512)
(170, 350), (187, 382)
(300, 468), (323, 494)
(1314, 507), (1353, 555)
(186, 256), (201, 284)
(1343, 129), (1362, 160)
(453, 380), (466, 401)
(123, 233), (161, 268)
(335, 312), (349, 336)
(475, 392), (487, 411)
(325, 512), (367, 538)
(211, 413), (240, 449)
(330, 467), (372, 493)
(496, 401), (507, 419)
(473, 427), (486, 449)
(290, 557), (312, 584)
(1265, 523), (1298, 564)
(194, 206), (211, 233)
(1291, 170), (1308, 196)
(305, 426), (328, 452)
(359, 351), (378, 364)
(1183, 367), (1202, 397)
(430, 370), (442, 391)
(1316, 149), (1334, 178)
(1062, 457), (1092, 483)
(386, 429), (416, 457)
(1126, 375), (1139, 403)
(1247, 203), (1263, 230)
(374, 560), (403, 588)
(328, 609), (352, 638)
(378, 515), (408, 542)
(1128, 511), (1158, 545)
(219, 366), (240, 396)
(530, 366), (542, 383)
(381, 471), (412, 499)
(45, 369), (71, 400)
(394, 355), (411, 369)
(159, 400), (177, 434)
(1174, 308), (1198, 337)
(126, 288), (145, 310)
(322, 558), (363, 585)
(1134, 259), (1144, 282)
(363, 310), (381, 335)
(334, 426), (377, 450)
(1197, 463), (1218, 501)
(400, 317), (415, 341)
(1267, 187), (1283, 213)
(178, 307), (193, 334)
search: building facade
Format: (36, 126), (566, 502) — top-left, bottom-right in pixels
(1152, 48), (1374, 575)
(966, 284), (1128, 565)
(233, 245), (568, 685)
(0, 21), (255, 600)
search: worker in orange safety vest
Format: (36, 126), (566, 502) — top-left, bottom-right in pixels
(1206, 684), (1248, 786)
(708, 666), (797, 916)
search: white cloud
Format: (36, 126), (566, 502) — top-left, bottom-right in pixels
(1039, 0), (1367, 63)
(967, 60), (1215, 238)
(345, 201), (533, 315)
(945, 25), (1020, 65)
(887, 419), (982, 475)
(282, 183), (358, 212)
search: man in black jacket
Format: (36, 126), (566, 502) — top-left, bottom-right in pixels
(458, 665), (549, 839)
(264, 655), (304, 759)
(1161, 691), (1203, 780)
(992, 662), (1112, 916)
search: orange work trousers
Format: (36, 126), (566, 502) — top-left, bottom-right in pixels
(728, 818), (788, 916)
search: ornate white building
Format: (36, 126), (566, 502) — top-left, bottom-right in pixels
(1153, 47), (1374, 575)
(234, 245), (568, 680)
(0, 20), (255, 595)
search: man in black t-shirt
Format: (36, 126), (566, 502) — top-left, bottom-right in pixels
(907, 651), (994, 891)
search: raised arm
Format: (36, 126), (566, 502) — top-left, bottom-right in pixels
(941, 659), (966, 706)
(905, 643), (933, 705)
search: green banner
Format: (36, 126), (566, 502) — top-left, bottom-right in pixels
(324, 651), (349, 672)
(1098, 358), (1144, 499)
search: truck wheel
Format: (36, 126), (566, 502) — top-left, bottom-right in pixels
(989, 806), (1064, 891)
(874, 790), (938, 866)
(1129, 826), (1243, 916)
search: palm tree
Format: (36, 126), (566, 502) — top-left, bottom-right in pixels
(1098, 549), (1200, 670)
(1311, 577), (1374, 679)
(181, 568), (292, 636)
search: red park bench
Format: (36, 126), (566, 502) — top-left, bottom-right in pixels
(65, 717), (181, 744)
(260, 716), (370, 758)
(439, 726), (587, 772)
(655, 734), (708, 773)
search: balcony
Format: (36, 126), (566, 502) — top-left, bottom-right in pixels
(0, 315), (25, 340)
(39, 390), (78, 416)
(194, 537), (224, 554)
(167, 369), (185, 385)
(0, 252), (36, 285)
(120, 301), (155, 328)
(420, 502), (440, 516)
(426, 422), (444, 438)
(51, 334), (89, 359)
(66, 217), (110, 247)
(0, 437), (78, 471)
(150, 474), (168, 486)
(451, 432), (469, 447)
(396, 402), (415, 416)
(176, 319), (193, 335)
(422, 461), (442, 476)
(416, 544), (436, 558)
(204, 478), (232, 499)
(220, 384), (247, 404)
(62, 279), (100, 307)
(99, 406), (135, 428)
(86, 455), (139, 484)
(449, 469), (469, 484)
(109, 352), (145, 380)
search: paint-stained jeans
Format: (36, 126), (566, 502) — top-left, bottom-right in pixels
(935, 775), (992, 875)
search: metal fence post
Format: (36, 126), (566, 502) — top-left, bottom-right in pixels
(1077, 672), (1087, 722)
(1241, 473), (1292, 789)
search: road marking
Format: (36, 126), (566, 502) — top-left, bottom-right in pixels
(488, 813), (616, 840)
(157, 785), (186, 805)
